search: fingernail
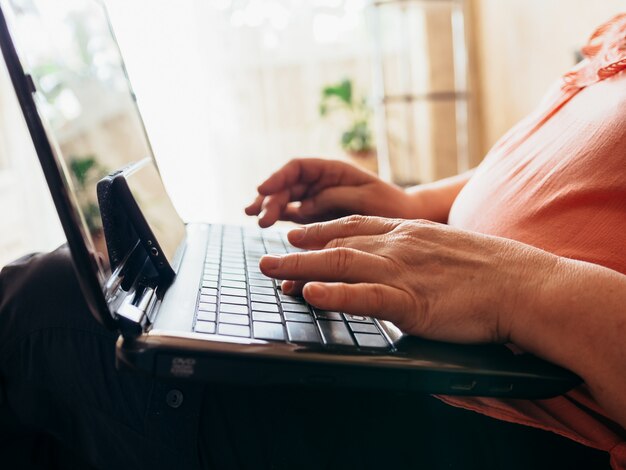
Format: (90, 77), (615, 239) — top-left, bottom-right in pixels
(306, 283), (326, 300)
(282, 280), (294, 293)
(261, 255), (282, 270)
(289, 228), (305, 243)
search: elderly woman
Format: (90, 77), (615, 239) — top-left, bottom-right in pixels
(1, 12), (625, 470)
(247, 13), (626, 469)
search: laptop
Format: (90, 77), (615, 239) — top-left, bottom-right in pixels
(0, 0), (579, 397)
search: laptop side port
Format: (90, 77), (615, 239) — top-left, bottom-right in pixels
(449, 379), (477, 392)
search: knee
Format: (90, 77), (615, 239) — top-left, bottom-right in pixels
(0, 246), (106, 343)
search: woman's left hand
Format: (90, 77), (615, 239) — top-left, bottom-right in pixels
(260, 215), (559, 344)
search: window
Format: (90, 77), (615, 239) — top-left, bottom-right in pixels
(0, 59), (64, 268)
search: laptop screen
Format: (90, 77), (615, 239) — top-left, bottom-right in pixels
(2, 0), (185, 283)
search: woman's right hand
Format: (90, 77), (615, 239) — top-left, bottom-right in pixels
(245, 158), (415, 228)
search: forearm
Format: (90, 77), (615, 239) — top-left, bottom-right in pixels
(510, 256), (626, 428)
(404, 170), (475, 222)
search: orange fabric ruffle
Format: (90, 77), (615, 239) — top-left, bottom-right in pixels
(564, 13), (626, 90)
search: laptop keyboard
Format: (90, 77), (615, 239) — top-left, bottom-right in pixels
(192, 225), (391, 351)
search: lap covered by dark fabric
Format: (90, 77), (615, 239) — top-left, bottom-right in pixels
(0, 247), (203, 469)
(0, 247), (611, 470)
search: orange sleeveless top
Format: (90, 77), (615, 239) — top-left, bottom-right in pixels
(444, 14), (626, 469)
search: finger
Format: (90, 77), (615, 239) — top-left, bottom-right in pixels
(281, 204), (321, 224)
(245, 194), (265, 216)
(281, 280), (306, 296)
(278, 186), (361, 225)
(257, 158), (371, 196)
(302, 282), (416, 330)
(258, 190), (291, 228)
(257, 158), (325, 196)
(260, 248), (390, 283)
(298, 186), (362, 218)
(322, 234), (383, 253)
(287, 215), (402, 249)
(252, 183), (311, 225)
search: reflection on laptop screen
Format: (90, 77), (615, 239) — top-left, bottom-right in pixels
(3, 0), (185, 281)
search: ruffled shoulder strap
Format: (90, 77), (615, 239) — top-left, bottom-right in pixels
(563, 13), (626, 91)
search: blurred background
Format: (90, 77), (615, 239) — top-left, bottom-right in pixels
(0, 0), (625, 267)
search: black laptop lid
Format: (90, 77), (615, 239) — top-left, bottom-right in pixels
(0, 0), (185, 328)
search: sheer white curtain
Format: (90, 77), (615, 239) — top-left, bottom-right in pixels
(0, 61), (64, 267)
(106, 0), (373, 224)
(0, 0), (374, 266)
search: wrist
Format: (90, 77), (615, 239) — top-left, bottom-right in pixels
(403, 186), (448, 222)
(503, 247), (559, 345)
(504, 251), (597, 378)
(403, 171), (474, 222)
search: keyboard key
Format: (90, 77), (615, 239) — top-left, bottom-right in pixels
(220, 295), (247, 306)
(222, 251), (244, 258)
(249, 285), (274, 295)
(221, 279), (246, 289)
(222, 273), (246, 282)
(317, 320), (355, 346)
(202, 280), (218, 289)
(344, 314), (374, 324)
(283, 312), (313, 323)
(195, 321), (216, 334)
(218, 323), (250, 338)
(200, 294), (217, 304)
(198, 302), (217, 313)
(220, 304), (249, 315)
(201, 287), (218, 296)
(248, 272), (270, 281)
(249, 279), (274, 288)
(251, 293), (277, 304)
(220, 287), (247, 297)
(220, 313), (249, 326)
(348, 322), (379, 334)
(286, 322), (321, 344)
(265, 243), (286, 254)
(252, 311), (282, 323)
(197, 310), (216, 322)
(221, 267), (246, 275)
(252, 302), (279, 313)
(278, 292), (305, 304)
(203, 274), (219, 282)
(253, 322), (285, 341)
(314, 310), (343, 321)
(282, 303), (309, 313)
(354, 333), (389, 349)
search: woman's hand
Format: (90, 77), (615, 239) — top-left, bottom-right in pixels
(245, 158), (415, 228)
(259, 215), (559, 344)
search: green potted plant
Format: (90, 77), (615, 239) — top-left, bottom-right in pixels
(319, 78), (377, 173)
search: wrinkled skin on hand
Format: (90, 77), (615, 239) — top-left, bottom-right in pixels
(260, 215), (559, 345)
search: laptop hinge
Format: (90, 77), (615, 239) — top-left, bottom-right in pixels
(115, 286), (157, 337)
